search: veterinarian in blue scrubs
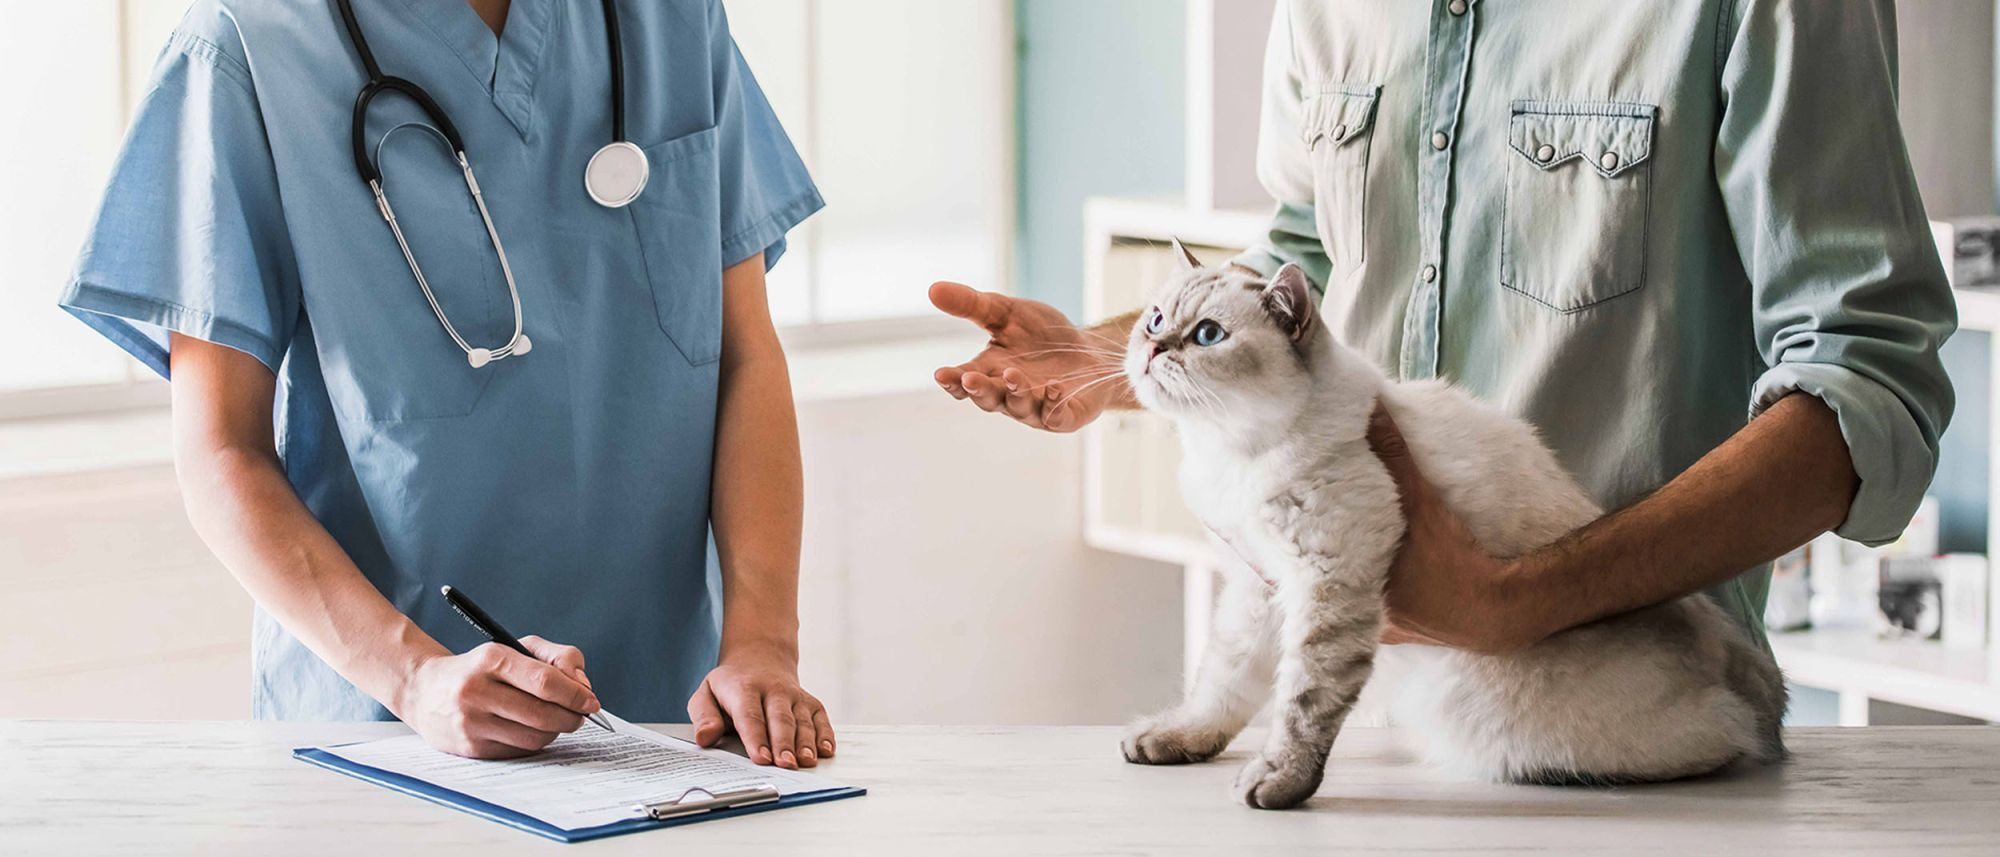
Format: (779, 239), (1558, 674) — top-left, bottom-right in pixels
(60, 0), (832, 768)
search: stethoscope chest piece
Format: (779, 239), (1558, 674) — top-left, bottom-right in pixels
(585, 141), (649, 208)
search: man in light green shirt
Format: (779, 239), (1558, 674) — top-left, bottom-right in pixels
(929, 0), (1954, 653)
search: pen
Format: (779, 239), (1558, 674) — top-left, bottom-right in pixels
(440, 584), (615, 733)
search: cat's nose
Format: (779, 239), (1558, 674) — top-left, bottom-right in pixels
(1141, 341), (1160, 369)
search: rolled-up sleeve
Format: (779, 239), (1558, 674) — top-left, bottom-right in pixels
(1717, 0), (1956, 545)
(1232, 1), (1330, 297)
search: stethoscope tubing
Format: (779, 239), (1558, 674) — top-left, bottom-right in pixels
(332, 0), (630, 366)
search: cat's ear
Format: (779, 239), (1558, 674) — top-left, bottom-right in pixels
(1170, 238), (1203, 272)
(1261, 263), (1317, 343)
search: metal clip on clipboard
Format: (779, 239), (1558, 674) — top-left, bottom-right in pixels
(634, 784), (782, 820)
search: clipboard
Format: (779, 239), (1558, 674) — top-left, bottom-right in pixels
(294, 746), (866, 843)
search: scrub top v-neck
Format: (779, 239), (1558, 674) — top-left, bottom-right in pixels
(59, 0), (823, 721)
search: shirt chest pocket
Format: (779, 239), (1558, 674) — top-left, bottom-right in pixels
(1301, 83), (1380, 286)
(1502, 100), (1657, 313)
(626, 126), (724, 366)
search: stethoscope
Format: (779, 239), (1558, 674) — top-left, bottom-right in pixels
(334, 0), (647, 368)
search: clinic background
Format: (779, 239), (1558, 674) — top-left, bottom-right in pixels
(0, 1), (1995, 728)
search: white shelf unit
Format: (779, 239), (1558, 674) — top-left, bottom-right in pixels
(1770, 630), (2000, 725)
(1081, 201), (2000, 723)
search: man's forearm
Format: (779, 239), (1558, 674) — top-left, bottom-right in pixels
(1501, 392), (1858, 640)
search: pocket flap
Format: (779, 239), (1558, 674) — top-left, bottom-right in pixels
(1300, 83), (1382, 149)
(1508, 100), (1656, 178)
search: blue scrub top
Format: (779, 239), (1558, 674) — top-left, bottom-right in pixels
(59, 0), (822, 721)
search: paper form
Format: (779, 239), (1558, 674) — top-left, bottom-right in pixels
(317, 713), (842, 830)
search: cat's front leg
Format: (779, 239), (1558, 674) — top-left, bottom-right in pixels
(1234, 550), (1387, 810)
(1123, 571), (1278, 765)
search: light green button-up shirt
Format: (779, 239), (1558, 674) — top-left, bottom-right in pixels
(1235, 0), (1957, 642)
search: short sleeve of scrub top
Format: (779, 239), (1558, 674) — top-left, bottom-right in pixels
(56, 0), (824, 722)
(709, 14), (818, 272)
(61, 29), (301, 376)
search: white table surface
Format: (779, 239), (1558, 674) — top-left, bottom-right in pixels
(2, 722), (1994, 855)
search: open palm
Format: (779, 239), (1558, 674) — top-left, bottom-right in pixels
(929, 281), (1132, 432)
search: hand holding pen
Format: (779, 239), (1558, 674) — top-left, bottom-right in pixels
(441, 585), (615, 733)
(393, 585), (611, 760)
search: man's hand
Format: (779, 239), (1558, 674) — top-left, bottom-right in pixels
(929, 282), (1134, 432)
(1365, 405), (1537, 653)
(688, 646), (835, 770)
(397, 636), (603, 760)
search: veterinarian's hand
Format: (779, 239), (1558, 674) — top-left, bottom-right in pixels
(1367, 405), (1541, 653)
(688, 645), (835, 769)
(930, 282), (1133, 432)
(398, 636), (601, 760)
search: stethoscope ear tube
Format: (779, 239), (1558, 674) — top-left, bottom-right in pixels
(351, 77), (468, 185)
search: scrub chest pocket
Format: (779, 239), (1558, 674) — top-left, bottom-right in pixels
(1302, 82), (1381, 286)
(1502, 100), (1657, 313)
(629, 125), (725, 366)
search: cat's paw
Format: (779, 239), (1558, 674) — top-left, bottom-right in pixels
(1120, 715), (1231, 765)
(1232, 751), (1325, 809)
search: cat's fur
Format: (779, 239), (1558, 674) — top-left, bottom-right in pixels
(1119, 243), (1786, 809)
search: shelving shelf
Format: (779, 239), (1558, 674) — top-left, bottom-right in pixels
(1953, 285), (2000, 332)
(1770, 629), (2000, 725)
(1775, 284), (2000, 724)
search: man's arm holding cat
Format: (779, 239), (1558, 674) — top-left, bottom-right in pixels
(1366, 393), (1857, 653)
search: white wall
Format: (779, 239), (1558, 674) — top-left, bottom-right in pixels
(1897, 0), (1996, 219)
(796, 392), (1184, 725)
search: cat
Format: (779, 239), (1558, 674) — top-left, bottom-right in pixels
(1117, 241), (1787, 810)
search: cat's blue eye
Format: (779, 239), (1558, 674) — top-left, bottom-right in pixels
(1145, 308), (1166, 335)
(1193, 319), (1228, 346)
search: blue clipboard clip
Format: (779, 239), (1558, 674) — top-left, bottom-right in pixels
(635, 784), (782, 820)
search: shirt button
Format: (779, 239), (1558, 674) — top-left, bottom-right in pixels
(1431, 132), (1450, 151)
(1332, 123), (1347, 140)
(1536, 144), (1556, 162)
(1449, 0), (1468, 15)
(1600, 151), (1621, 171)
(1421, 264), (1438, 283)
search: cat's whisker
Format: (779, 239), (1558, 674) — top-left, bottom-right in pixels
(1015, 346), (1125, 361)
(1187, 383), (1225, 421)
(1048, 370), (1125, 389)
(1051, 362), (1128, 378)
(1050, 372), (1126, 408)
(1078, 327), (1128, 348)
(1025, 340), (1127, 354)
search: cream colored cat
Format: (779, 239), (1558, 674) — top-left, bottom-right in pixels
(1119, 243), (1786, 809)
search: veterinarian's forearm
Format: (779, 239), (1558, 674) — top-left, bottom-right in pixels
(712, 253), (804, 659)
(1504, 392), (1857, 639)
(168, 334), (449, 712)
